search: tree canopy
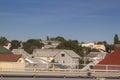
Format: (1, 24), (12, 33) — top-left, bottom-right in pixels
(114, 34), (119, 44)
(10, 40), (21, 50)
(0, 37), (9, 46)
(23, 39), (44, 54)
(50, 36), (65, 42)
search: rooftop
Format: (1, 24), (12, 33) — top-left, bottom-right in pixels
(0, 54), (22, 62)
(33, 49), (80, 58)
(98, 49), (120, 65)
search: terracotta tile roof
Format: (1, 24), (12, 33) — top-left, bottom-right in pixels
(0, 54), (22, 62)
(98, 49), (120, 65)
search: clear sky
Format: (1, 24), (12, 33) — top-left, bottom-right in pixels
(0, 0), (120, 43)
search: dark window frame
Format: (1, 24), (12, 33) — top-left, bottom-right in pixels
(61, 54), (65, 57)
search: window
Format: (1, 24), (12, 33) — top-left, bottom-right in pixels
(61, 54), (65, 57)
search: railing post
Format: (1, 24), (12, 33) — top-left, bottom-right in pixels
(47, 63), (49, 71)
(106, 65), (108, 72)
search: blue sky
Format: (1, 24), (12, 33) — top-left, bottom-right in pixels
(0, 0), (120, 43)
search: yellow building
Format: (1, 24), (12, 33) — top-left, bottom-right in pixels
(0, 54), (25, 71)
(94, 44), (106, 51)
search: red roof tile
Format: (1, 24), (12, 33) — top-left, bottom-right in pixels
(98, 49), (120, 65)
(0, 54), (22, 62)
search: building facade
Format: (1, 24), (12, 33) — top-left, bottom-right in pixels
(33, 49), (81, 69)
(0, 54), (25, 71)
(55, 50), (80, 69)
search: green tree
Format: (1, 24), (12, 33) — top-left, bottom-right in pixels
(114, 34), (119, 44)
(0, 37), (9, 46)
(10, 40), (21, 50)
(50, 36), (65, 42)
(55, 36), (65, 42)
(57, 40), (78, 50)
(23, 39), (44, 54)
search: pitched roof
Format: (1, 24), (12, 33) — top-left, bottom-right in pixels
(98, 49), (120, 65)
(26, 58), (48, 64)
(33, 49), (60, 57)
(86, 52), (101, 58)
(0, 54), (22, 62)
(12, 49), (30, 58)
(33, 49), (80, 58)
(63, 50), (80, 58)
(0, 45), (12, 54)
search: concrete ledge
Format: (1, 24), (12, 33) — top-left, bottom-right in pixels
(0, 71), (120, 78)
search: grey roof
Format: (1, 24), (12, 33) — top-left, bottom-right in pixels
(26, 57), (48, 64)
(12, 49), (30, 58)
(86, 52), (101, 58)
(63, 50), (80, 58)
(33, 49), (80, 58)
(33, 49), (61, 57)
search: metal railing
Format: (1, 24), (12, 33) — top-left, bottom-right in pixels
(93, 64), (120, 72)
(0, 64), (120, 72)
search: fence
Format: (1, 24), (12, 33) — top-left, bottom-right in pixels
(93, 64), (120, 72)
(26, 63), (82, 70)
(0, 63), (120, 72)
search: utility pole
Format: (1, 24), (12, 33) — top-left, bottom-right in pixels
(83, 49), (86, 66)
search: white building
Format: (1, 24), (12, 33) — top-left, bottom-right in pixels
(33, 49), (81, 69)
(41, 40), (61, 49)
(81, 43), (106, 51)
